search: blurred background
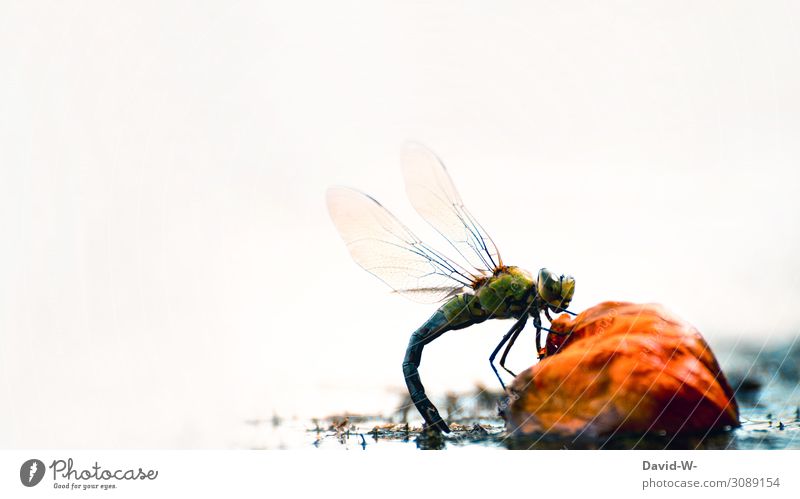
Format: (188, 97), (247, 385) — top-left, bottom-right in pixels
(1, 0), (798, 448)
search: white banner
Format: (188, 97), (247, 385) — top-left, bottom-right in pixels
(1, 451), (797, 498)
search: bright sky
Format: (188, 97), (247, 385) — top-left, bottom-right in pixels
(1, 1), (799, 447)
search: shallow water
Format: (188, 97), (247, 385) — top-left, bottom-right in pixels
(243, 342), (800, 450)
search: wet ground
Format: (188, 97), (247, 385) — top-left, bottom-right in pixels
(245, 341), (800, 450)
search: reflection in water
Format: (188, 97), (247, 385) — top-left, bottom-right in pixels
(506, 431), (737, 450)
(296, 419), (797, 451)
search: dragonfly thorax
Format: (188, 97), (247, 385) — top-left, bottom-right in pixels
(470, 266), (576, 320)
(473, 266), (536, 318)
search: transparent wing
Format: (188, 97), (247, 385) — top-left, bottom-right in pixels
(326, 187), (478, 303)
(401, 142), (503, 274)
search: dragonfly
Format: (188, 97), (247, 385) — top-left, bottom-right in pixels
(326, 143), (576, 433)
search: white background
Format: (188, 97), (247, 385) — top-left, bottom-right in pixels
(1, 1), (799, 447)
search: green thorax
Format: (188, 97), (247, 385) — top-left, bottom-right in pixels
(474, 266), (535, 317)
(439, 266), (536, 325)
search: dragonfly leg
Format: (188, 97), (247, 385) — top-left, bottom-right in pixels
(489, 315), (527, 391)
(533, 313), (544, 357)
(499, 320), (525, 378)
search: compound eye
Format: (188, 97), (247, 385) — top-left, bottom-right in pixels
(547, 275), (561, 295)
(559, 275), (576, 306)
(537, 269), (561, 302)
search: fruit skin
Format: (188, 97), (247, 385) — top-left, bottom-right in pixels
(506, 301), (740, 438)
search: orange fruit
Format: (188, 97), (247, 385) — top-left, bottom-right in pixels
(507, 301), (739, 438)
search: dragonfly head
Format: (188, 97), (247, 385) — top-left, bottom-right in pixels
(537, 268), (575, 312)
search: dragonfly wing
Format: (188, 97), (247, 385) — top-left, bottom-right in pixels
(326, 187), (476, 304)
(401, 142), (503, 274)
